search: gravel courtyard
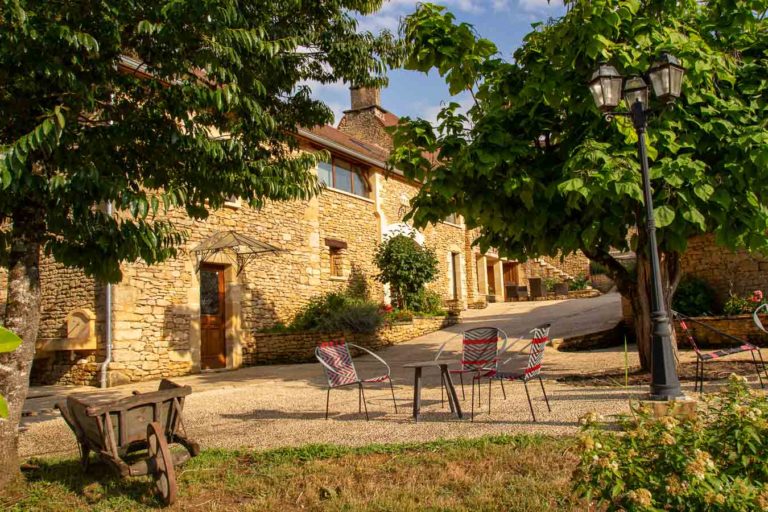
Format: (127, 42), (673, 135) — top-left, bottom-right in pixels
(19, 293), (708, 459)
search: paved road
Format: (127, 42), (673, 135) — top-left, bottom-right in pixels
(20, 293), (661, 459)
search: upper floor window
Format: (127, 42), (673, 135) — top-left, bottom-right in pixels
(318, 158), (370, 198)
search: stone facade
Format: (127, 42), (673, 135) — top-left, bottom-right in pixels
(14, 87), (585, 387)
(541, 252), (591, 279)
(681, 234), (768, 304)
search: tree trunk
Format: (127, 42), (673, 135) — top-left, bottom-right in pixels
(0, 212), (43, 491)
(581, 243), (681, 372)
(630, 248), (682, 371)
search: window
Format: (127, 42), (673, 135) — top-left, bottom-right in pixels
(444, 213), (459, 225)
(325, 238), (348, 277)
(317, 158), (369, 198)
(329, 247), (343, 277)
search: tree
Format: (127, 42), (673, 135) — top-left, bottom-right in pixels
(389, 1), (768, 371)
(374, 234), (439, 309)
(0, 0), (396, 488)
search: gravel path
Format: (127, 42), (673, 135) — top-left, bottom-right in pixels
(18, 293), (715, 459)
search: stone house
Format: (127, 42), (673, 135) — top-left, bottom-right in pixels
(0, 87), (586, 387)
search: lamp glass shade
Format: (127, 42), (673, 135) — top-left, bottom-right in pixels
(588, 64), (623, 111)
(623, 76), (649, 108)
(648, 53), (685, 101)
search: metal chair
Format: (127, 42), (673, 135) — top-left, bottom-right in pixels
(481, 324), (552, 422)
(673, 310), (767, 393)
(435, 327), (510, 408)
(315, 341), (397, 420)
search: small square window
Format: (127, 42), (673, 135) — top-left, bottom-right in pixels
(444, 213), (459, 225)
(330, 247), (343, 277)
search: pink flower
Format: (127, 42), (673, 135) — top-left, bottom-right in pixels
(751, 290), (763, 302)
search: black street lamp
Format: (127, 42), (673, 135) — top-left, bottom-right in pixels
(588, 53), (686, 400)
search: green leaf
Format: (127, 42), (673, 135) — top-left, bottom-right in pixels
(0, 395), (7, 419)
(654, 205), (676, 228)
(694, 184), (714, 202)
(0, 326), (21, 353)
(558, 178), (584, 194)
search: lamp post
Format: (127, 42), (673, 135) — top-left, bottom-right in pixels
(588, 54), (686, 400)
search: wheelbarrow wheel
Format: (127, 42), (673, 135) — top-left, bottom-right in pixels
(147, 422), (177, 505)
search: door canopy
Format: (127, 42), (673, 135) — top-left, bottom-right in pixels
(191, 230), (283, 276)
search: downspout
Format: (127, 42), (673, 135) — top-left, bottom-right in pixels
(100, 201), (113, 388)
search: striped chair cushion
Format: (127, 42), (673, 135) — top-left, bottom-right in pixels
(317, 341), (358, 388)
(679, 320), (756, 361)
(457, 327), (500, 372)
(494, 325), (550, 382)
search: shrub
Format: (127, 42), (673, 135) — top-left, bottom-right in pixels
(374, 234), (438, 309)
(672, 276), (717, 316)
(406, 288), (444, 315)
(543, 277), (558, 293)
(589, 260), (609, 276)
(574, 375), (768, 511)
(569, 274), (589, 291)
(289, 292), (381, 334)
(723, 290), (766, 316)
(385, 309), (414, 323)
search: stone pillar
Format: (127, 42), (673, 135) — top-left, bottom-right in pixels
(493, 261), (504, 302)
(477, 255), (488, 295)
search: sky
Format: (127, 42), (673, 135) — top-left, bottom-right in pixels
(312, 0), (567, 126)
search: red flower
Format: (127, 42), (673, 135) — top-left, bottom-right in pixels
(751, 290), (763, 302)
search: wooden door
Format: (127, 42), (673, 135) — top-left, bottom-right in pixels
(200, 265), (226, 369)
(502, 263), (520, 301)
(486, 265), (496, 295)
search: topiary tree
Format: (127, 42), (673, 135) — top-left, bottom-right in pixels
(374, 234), (438, 309)
(390, 1), (768, 371)
(0, 0), (397, 488)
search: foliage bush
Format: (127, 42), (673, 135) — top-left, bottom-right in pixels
(569, 274), (589, 291)
(385, 309), (414, 323)
(288, 292), (382, 334)
(374, 234), (438, 309)
(574, 375), (768, 511)
(589, 261), (609, 276)
(672, 276), (718, 316)
(543, 277), (558, 293)
(406, 288), (445, 315)
(723, 290), (766, 316)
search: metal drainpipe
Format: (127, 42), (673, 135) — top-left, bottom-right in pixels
(99, 201), (113, 388)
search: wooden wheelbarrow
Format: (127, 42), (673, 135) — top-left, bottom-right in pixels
(56, 379), (200, 505)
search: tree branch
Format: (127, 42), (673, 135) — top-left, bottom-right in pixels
(581, 245), (635, 297)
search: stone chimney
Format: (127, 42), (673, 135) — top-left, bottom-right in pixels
(350, 87), (382, 110)
(338, 86), (394, 151)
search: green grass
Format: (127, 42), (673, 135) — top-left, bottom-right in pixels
(4, 434), (585, 511)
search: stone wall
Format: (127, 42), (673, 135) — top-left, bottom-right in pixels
(243, 316), (457, 365)
(377, 174), (468, 307)
(337, 107), (393, 151)
(675, 314), (768, 348)
(681, 234), (768, 303)
(541, 252), (591, 279)
(317, 187), (381, 300)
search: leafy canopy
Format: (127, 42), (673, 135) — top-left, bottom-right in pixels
(0, 0), (398, 281)
(390, 1), (768, 266)
(374, 234), (439, 309)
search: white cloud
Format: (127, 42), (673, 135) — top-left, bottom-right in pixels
(358, 0), (488, 34)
